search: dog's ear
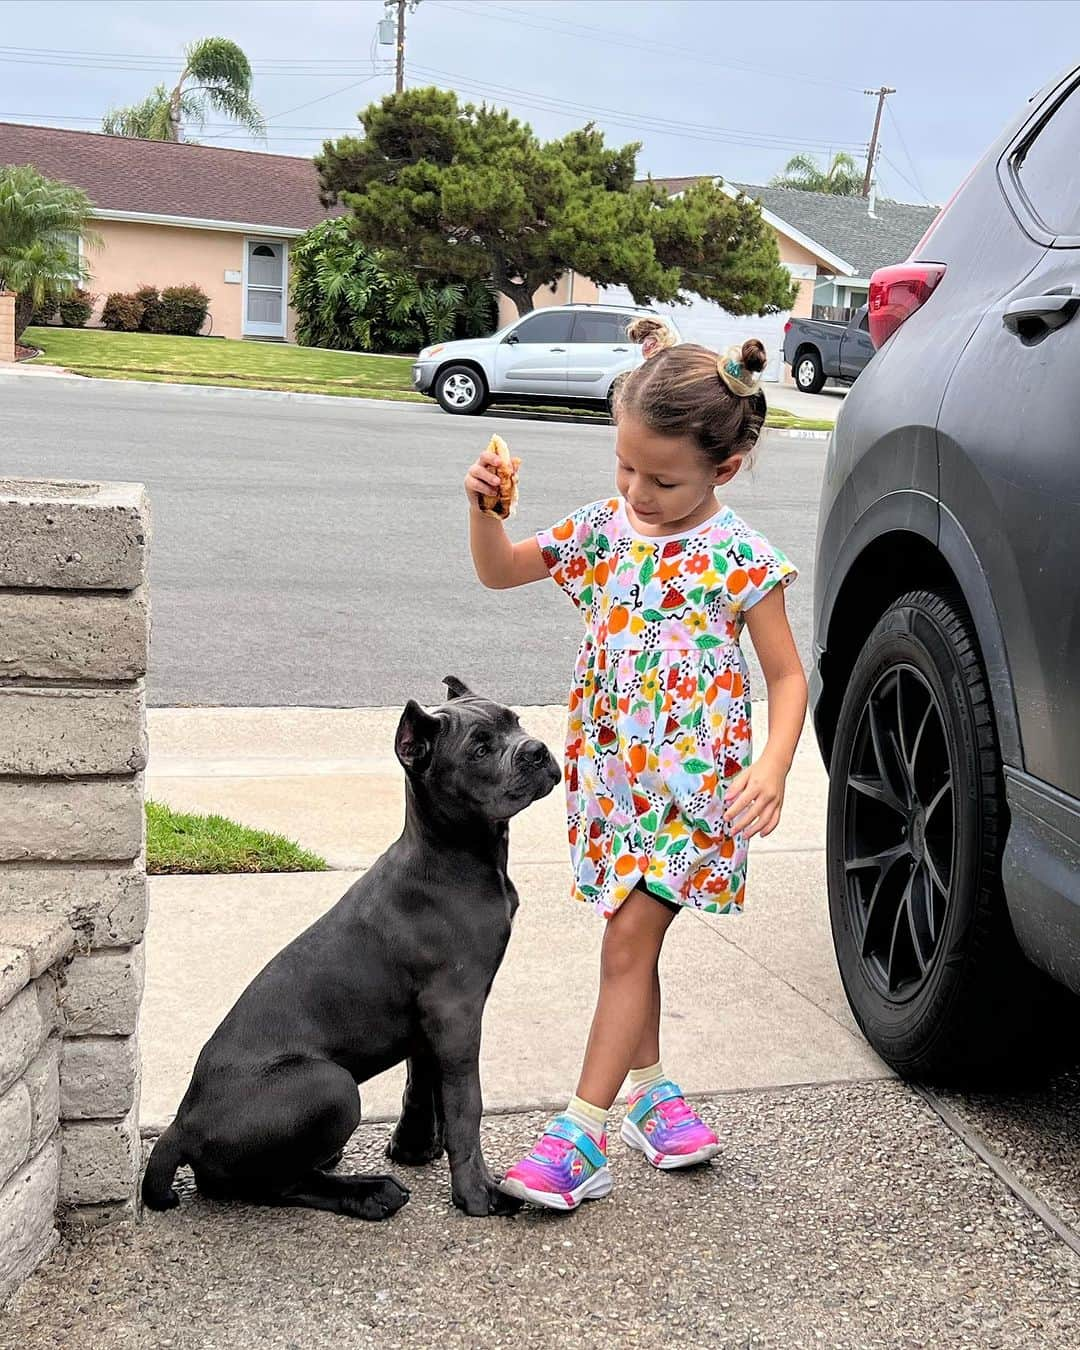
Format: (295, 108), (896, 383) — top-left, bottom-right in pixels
(442, 675), (475, 701)
(395, 700), (440, 773)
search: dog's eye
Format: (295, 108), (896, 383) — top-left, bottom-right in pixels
(472, 742), (490, 759)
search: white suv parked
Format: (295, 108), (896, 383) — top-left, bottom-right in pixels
(412, 303), (680, 416)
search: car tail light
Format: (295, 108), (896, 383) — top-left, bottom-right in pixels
(867, 263), (946, 349)
(783, 319), (792, 334)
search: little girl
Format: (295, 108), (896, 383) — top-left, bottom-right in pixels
(463, 338), (807, 1211)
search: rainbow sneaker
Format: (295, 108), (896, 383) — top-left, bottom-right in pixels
(620, 1080), (720, 1169)
(499, 1115), (613, 1211)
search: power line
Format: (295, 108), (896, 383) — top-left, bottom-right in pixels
(407, 62), (864, 155)
(878, 151), (933, 205)
(884, 102), (930, 203)
(430, 1), (864, 94)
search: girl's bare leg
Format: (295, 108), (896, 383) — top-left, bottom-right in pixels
(575, 889), (675, 1109)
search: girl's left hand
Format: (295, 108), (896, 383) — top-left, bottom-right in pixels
(723, 756), (786, 839)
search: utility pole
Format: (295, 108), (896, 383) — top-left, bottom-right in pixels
(395, 0), (406, 94)
(862, 85), (895, 197)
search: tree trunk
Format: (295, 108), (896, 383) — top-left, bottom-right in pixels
(14, 292), (34, 345)
(167, 72), (187, 142)
(490, 255), (534, 317)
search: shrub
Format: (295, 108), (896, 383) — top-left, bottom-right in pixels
(159, 283), (209, 337)
(57, 288), (95, 328)
(31, 287), (59, 326)
(135, 285), (168, 333)
(291, 218), (497, 353)
(101, 291), (146, 331)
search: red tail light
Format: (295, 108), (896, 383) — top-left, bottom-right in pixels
(867, 263), (946, 349)
(783, 319), (792, 334)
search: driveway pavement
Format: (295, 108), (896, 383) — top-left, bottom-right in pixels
(1, 375), (826, 708)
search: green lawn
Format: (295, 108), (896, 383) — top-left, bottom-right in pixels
(26, 327), (417, 398)
(24, 326), (832, 429)
(146, 800), (328, 875)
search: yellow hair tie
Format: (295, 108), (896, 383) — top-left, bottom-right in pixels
(717, 346), (761, 398)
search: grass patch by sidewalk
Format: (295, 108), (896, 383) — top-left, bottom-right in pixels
(25, 327), (416, 395)
(24, 326), (833, 430)
(146, 800), (328, 875)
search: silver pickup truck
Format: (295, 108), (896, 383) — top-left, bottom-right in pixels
(782, 305), (875, 394)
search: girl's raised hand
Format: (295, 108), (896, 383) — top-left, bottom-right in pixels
(464, 448), (506, 509)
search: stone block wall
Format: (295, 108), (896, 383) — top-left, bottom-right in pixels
(0, 915), (75, 1302)
(0, 479), (150, 1297)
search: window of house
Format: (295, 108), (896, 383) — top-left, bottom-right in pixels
(57, 231), (81, 281)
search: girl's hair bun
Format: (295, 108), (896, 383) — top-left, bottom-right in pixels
(740, 338), (767, 374)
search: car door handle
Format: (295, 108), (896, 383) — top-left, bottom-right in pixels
(549, 347), (566, 353)
(1003, 286), (1080, 336)
(612, 346), (629, 352)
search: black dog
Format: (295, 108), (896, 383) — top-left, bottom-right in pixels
(142, 677), (560, 1220)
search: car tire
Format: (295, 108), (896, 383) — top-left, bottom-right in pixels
(827, 588), (1065, 1085)
(607, 373), (628, 421)
(794, 350), (826, 394)
(434, 365), (489, 415)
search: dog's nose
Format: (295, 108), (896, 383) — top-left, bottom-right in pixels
(519, 738), (550, 767)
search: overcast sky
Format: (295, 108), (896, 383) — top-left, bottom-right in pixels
(0, 0), (1074, 205)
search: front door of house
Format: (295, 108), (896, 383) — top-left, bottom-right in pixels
(243, 240), (286, 338)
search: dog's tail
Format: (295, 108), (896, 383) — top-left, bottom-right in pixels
(142, 1123), (185, 1211)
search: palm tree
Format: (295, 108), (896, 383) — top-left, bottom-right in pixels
(0, 165), (100, 341)
(770, 151), (864, 196)
(102, 37), (265, 143)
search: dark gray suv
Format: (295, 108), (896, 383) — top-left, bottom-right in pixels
(812, 64), (1080, 1083)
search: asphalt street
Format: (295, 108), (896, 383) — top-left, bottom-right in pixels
(1, 377), (825, 707)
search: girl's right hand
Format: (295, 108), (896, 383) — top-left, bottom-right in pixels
(464, 448), (506, 511)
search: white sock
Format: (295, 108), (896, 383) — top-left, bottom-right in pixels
(565, 1094), (608, 1143)
(627, 1061), (666, 1097)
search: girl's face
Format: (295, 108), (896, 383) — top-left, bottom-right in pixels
(615, 411), (741, 536)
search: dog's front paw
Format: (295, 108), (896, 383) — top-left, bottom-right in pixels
(386, 1131), (445, 1167)
(453, 1181), (523, 1218)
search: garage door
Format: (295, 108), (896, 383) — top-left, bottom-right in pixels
(599, 263), (812, 383)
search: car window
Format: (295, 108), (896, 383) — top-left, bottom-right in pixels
(1015, 80), (1080, 235)
(508, 311), (574, 344)
(857, 311), (869, 332)
(570, 312), (631, 343)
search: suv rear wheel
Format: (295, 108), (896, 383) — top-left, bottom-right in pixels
(827, 589), (1062, 1084)
(435, 365), (488, 415)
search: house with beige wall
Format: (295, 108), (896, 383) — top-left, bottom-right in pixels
(506, 176), (934, 383)
(0, 122), (338, 341)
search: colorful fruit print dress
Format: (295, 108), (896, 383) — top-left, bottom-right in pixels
(537, 498), (797, 919)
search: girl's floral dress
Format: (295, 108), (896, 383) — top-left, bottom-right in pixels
(537, 497), (796, 919)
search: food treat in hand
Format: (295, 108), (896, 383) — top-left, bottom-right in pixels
(479, 434), (521, 519)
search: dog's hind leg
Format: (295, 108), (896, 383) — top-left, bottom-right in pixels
(387, 1053), (445, 1165)
(277, 1170), (410, 1220)
(192, 1059), (409, 1219)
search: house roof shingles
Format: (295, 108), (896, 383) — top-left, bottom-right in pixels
(0, 121), (338, 232)
(646, 175), (940, 278)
